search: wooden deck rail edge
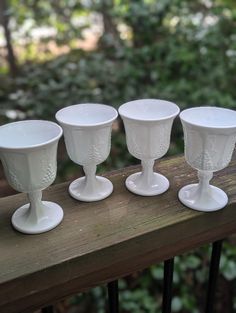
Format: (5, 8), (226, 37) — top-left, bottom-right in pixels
(0, 154), (236, 313)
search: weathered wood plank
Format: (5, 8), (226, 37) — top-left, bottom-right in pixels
(0, 153), (236, 313)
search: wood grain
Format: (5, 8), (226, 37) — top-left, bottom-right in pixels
(0, 154), (236, 313)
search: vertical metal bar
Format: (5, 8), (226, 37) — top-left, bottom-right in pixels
(108, 280), (119, 313)
(41, 305), (54, 313)
(162, 258), (174, 313)
(205, 240), (223, 313)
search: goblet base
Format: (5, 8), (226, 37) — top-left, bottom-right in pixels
(69, 176), (113, 202)
(178, 183), (228, 212)
(125, 172), (169, 196)
(11, 201), (64, 234)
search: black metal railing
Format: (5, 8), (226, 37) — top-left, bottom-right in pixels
(108, 280), (119, 313)
(162, 258), (174, 313)
(41, 305), (54, 313)
(41, 240), (223, 313)
(205, 240), (223, 313)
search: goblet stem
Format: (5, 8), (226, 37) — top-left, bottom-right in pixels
(197, 170), (213, 198)
(83, 164), (98, 194)
(125, 159), (169, 196)
(178, 169), (227, 212)
(27, 190), (45, 224)
(69, 163), (113, 201)
(141, 159), (155, 186)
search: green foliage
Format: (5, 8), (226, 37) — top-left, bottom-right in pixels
(8, 0), (88, 45)
(220, 241), (236, 281)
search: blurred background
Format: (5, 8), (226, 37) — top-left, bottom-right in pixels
(1, 0), (236, 312)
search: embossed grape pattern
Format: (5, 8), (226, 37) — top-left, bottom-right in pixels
(82, 129), (111, 166)
(183, 125), (236, 171)
(8, 170), (23, 191)
(42, 163), (56, 184)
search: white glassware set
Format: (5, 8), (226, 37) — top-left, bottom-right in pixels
(0, 100), (236, 235)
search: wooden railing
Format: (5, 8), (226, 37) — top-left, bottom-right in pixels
(0, 153), (236, 313)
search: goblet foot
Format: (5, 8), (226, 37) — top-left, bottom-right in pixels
(69, 176), (113, 202)
(125, 172), (169, 196)
(11, 201), (64, 234)
(178, 183), (228, 212)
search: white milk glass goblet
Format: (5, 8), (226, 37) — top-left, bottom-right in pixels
(119, 99), (180, 196)
(56, 103), (118, 202)
(0, 120), (63, 234)
(179, 107), (236, 212)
